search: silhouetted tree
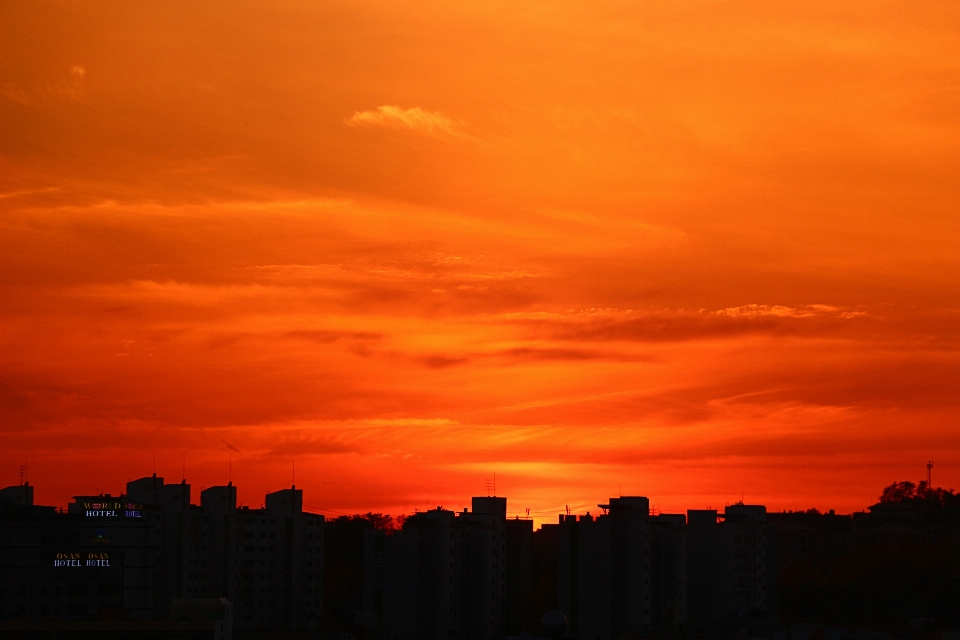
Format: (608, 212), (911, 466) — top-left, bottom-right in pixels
(879, 480), (960, 524)
(880, 480), (918, 503)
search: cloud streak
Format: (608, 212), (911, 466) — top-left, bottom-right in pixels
(345, 105), (460, 137)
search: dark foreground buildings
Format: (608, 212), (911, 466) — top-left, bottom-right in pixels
(360, 495), (777, 640)
(770, 501), (960, 626)
(360, 497), (533, 640)
(8, 478), (949, 639)
(556, 499), (776, 639)
(0, 476), (323, 639)
(0, 476), (776, 640)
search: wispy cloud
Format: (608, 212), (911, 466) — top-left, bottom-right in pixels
(0, 82), (31, 105)
(345, 105), (460, 137)
(508, 306), (872, 344)
(715, 304), (838, 318)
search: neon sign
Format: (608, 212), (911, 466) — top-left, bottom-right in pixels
(54, 552), (111, 568)
(82, 502), (143, 518)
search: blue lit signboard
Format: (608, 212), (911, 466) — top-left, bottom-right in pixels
(54, 552), (112, 567)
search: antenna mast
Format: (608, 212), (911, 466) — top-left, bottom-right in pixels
(927, 460), (934, 486)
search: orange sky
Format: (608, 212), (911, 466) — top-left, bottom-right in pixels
(2, 1), (960, 524)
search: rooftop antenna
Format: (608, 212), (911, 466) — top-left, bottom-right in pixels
(565, 504), (571, 515)
(153, 453), (156, 476)
(927, 460), (933, 486)
(229, 455), (233, 484)
(18, 465), (27, 486)
(484, 478), (494, 496)
(182, 453), (185, 482)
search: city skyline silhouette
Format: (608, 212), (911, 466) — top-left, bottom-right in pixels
(2, 1), (960, 636)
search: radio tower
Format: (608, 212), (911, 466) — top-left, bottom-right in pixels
(927, 460), (933, 487)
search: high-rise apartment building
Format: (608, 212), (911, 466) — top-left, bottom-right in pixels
(362, 496), (530, 640)
(1, 484), (159, 622)
(0, 476), (324, 635)
(558, 498), (774, 637)
(505, 515), (533, 634)
(686, 504), (776, 621)
(558, 496), (657, 639)
(649, 513), (687, 626)
(234, 487), (325, 631)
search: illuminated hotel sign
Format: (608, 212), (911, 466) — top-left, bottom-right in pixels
(82, 501), (143, 518)
(54, 552), (112, 568)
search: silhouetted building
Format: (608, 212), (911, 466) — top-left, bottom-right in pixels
(529, 522), (559, 634)
(1, 485), (159, 622)
(361, 496), (529, 640)
(556, 499), (776, 637)
(649, 513), (687, 626)
(769, 509), (852, 572)
(770, 502), (949, 575)
(234, 487), (325, 632)
(0, 483), (34, 507)
(769, 503), (960, 624)
(686, 509), (720, 621)
(558, 497), (654, 639)
(687, 504), (776, 622)
(123, 475), (192, 619)
(505, 516), (533, 634)
(200, 484), (240, 607)
(0, 477), (323, 636)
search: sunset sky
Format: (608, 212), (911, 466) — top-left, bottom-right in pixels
(2, 1), (959, 523)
